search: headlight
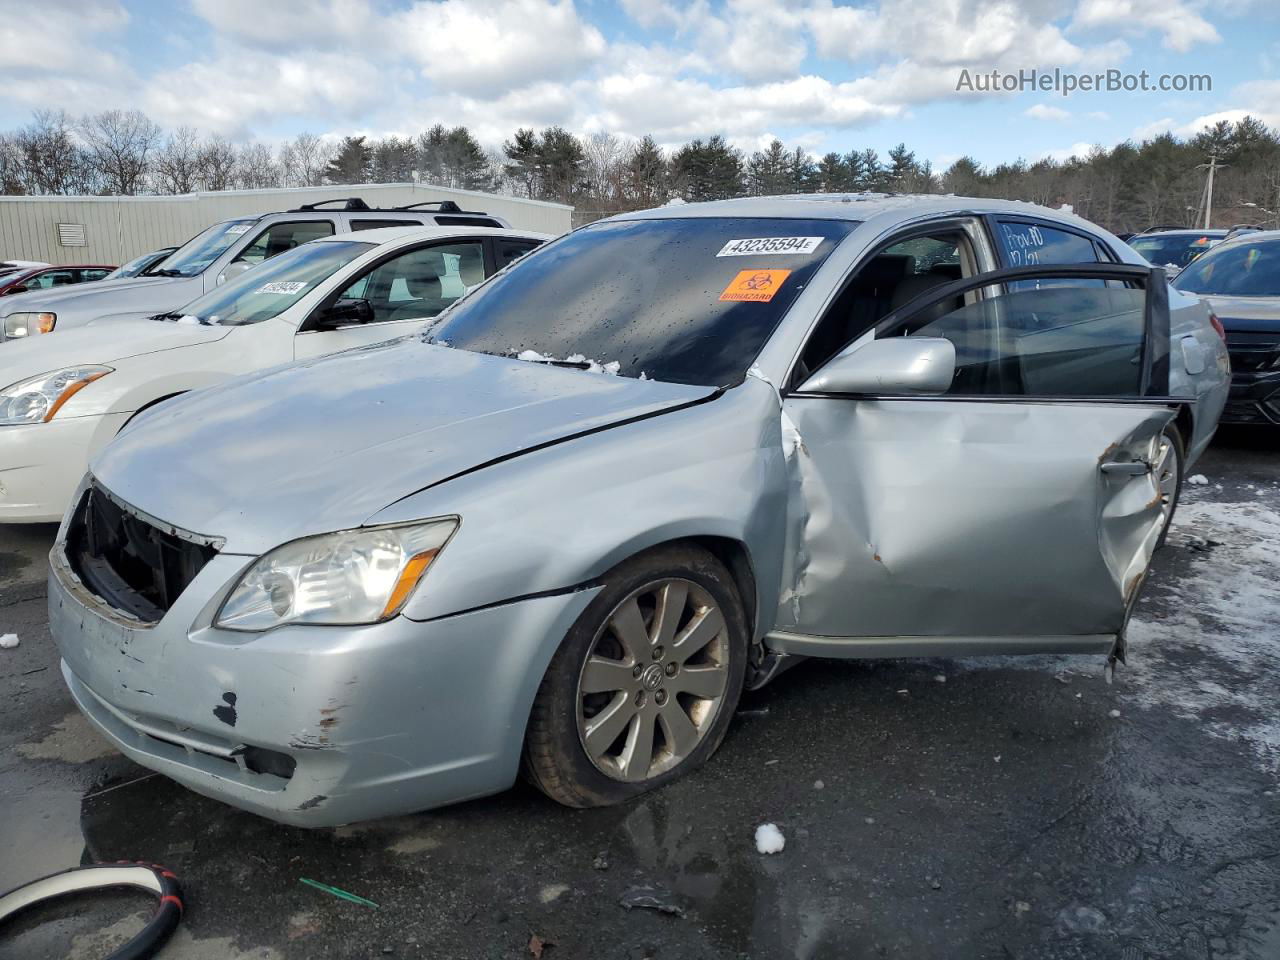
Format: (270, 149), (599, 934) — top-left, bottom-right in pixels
(0, 366), (113, 426)
(4, 312), (56, 338)
(215, 519), (458, 631)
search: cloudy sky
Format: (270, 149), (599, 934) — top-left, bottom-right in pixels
(1, 0), (1276, 167)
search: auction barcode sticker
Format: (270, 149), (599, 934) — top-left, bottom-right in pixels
(716, 237), (822, 257)
(256, 281), (306, 295)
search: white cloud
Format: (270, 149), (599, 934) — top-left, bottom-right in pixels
(144, 51), (386, 136)
(0, 0), (136, 111)
(1026, 103), (1071, 121)
(189, 0), (376, 47)
(1071, 0), (1220, 53)
(1041, 141), (1095, 162)
(393, 0), (606, 97)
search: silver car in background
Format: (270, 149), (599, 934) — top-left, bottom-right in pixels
(50, 195), (1228, 826)
(0, 198), (509, 342)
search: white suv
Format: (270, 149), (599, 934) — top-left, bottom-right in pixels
(0, 198), (512, 342)
(0, 225), (548, 521)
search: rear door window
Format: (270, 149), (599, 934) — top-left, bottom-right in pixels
(236, 220), (335, 265)
(495, 238), (544, 269)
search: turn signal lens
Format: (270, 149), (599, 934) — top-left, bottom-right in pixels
(1208, 313), (1226, 342)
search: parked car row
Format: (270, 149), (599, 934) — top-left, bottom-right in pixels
(2, 193), (1232, 827)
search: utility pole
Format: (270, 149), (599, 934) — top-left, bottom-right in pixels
(1196, 154), (1224, 229)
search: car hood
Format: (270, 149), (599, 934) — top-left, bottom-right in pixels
(0, 319), (231, 379)
(1200, 295), (1280, 333)
(91, 340), (718, 553)
(0, 275), (191, 315)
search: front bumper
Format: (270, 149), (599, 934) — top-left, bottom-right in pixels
(50, 545), (600, 827)
(0, 414), (129, 522)
(1221, 372), (1280, 425)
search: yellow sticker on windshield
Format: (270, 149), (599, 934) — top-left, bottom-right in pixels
(719, 269), (792, 302)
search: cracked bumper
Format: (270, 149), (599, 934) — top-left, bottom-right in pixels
(50, 547), (600, 827)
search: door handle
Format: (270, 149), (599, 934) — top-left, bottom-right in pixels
(1100, 461), (1151, 476)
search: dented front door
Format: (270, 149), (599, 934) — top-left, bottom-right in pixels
(775, 264), (1178, 646)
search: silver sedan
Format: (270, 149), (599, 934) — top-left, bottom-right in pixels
(49, 195), (1228, 826)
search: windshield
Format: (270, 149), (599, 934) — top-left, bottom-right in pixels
(151, 220), (257, 277)
(424, 216), (855, 386)
(106, 249), (167, 280)
(169, 240), (373, 326)
(1173, 239), (1280, 297)
(1130, 234), (1221, 269)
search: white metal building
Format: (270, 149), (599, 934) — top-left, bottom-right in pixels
(0, 183), (573, 266)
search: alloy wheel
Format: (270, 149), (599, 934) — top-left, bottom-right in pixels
(576, 578), (730, 782)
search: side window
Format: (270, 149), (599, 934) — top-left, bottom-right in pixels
(496, 238), (543, 269)
(996, 220), (1106, 290)
(797, 231), (972, 382)
(996, 221), (1100, 267)
(336, 241), (485, 324)
(893, 281), (1147, 397)
(30, 271), (76, 289)
(349, 219), (421, 231)
(237, 220), (334, 265)
(78, 269), (111, 282)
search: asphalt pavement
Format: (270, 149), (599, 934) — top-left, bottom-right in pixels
(2, 428), (1278, 960)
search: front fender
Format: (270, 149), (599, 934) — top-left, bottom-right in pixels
(369, 377), (789, 639)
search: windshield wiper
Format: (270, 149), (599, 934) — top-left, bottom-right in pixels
(150, 312), (182, 322)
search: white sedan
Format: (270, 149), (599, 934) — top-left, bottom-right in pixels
(0, 226), (549, 522)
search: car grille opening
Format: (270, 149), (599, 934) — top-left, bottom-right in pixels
(1225, 332), (1280, 373)
(65, 485), (218, 623)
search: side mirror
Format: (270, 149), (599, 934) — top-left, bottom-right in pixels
(217, 261), (253, 285)
(799, 337), (956, 395)
(314, 298), (374, 330)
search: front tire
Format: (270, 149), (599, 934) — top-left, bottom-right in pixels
(523, 544), (748, 808)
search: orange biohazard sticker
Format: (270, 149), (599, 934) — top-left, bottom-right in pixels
(719, 268), (792, 303)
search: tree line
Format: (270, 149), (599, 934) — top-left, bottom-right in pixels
(3, 108), (1278, 233)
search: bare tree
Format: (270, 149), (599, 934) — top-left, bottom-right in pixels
(279, 132), (330, 187)
(0, 135), (23, 194)
(152, 126), (202, 194)
(198, 135), (238, 191)
(12, 110), (95, 194)
(236, 142), (281, 189)
(79, 109), (161, 195)
(582, 131), (627, 208)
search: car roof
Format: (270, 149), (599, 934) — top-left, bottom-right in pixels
(313, 225), (553, 246)
(1133, 229), (1229, 237)
(606, 192), (1114, 233)
(1212, 229), (1280, 246)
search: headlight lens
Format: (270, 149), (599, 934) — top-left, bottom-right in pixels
(0, 366), (113, 426)
(4, 312), (56, 338)
(215, 520), (458, 631)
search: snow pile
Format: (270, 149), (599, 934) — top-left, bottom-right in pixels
(1187, 475), (1209, 485)
(515, 349), (622, 375)
(0, 633), (18, 649)
(754, 823), (785, 854)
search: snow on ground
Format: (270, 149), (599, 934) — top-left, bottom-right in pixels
(1124, 496), (1280, 771)
(953, 491), (1280, 772)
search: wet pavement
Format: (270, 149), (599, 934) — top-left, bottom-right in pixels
(2, 429), (1279, 959)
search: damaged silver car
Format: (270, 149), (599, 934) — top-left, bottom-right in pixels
(50, 195), (1228, 826)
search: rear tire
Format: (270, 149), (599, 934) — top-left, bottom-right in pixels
(523, 543), (748, 808)
(1155, 424), (1185, 550)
